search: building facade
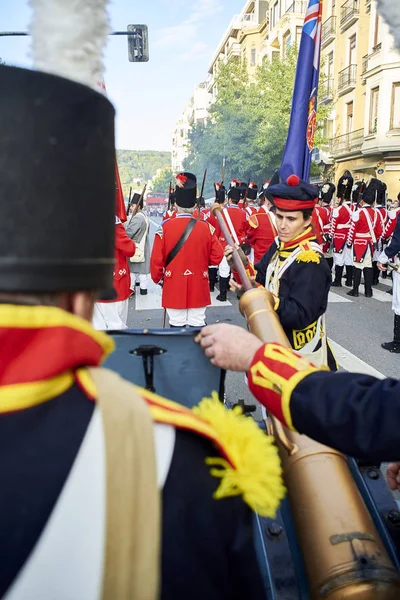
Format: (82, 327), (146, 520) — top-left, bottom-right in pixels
(322, 0), (400, 198)
(171, 81), (211, 173)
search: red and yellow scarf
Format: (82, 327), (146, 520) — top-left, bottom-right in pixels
(0, 304), (114, 413)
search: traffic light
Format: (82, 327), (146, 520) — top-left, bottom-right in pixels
(127, 25), (149, 62)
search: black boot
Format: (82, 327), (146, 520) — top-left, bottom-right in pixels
(372, 262), (380, 286)
(364, 267), (373, 297)
(216, 276), (230, 302)
(347, 268), (361, 297)
(344, 265), (353, 287)
(331, 265), (343, 287)
(382, 315), (400, 353)
(208, 268), (218, 292)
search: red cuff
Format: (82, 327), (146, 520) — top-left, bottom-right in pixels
(248, 343), (325, 430)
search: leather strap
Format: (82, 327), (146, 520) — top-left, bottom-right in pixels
(165, 218), (197, 267)
(89, 367), (160, 600)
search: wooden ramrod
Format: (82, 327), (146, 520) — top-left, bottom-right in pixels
(211, 203), (400, 599)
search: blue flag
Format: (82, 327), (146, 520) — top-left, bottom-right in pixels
(280, 0), (323, 182)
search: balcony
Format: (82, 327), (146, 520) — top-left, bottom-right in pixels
(231, 12), (257, 30)
(319, 78), (334, 103)
(226, 42), (241, 59)
(321, 16), (336, 48)
(337, 64), (357, 95)
(330, 128), (364, 157)
(285, 1), (308, 15)
(340, 0), (359, 30)
(365, 0), (371, 12)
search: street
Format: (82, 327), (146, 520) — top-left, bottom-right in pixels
(127, 217), (398, 419)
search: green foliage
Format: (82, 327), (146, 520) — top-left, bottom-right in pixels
(184, 46), (332, 191)
(151, 167), (173, 193)
(117, 150), (171, 197)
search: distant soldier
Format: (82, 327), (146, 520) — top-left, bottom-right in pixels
(378, 216), (400, 352)
(93, 215), (136, 329)
(246, 193), (278, 264)
(163, 186), (176, 220)
(373, 181), (388, 285)
(125, 193), (151, 296)
(346, 178), (385, 298)
(150, 173), (224, 326)
(243, 182), (258, 217)
(330, 170), (354, 287)
(314, 182), (335, 274)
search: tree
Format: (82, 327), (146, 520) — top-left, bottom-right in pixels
(151, 167), (173, 193)
(184, 46), (332, 189)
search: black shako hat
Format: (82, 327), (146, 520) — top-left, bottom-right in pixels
(362, 178), (386, 205)
(337, 170), (353, 200)
(0, 65), (116, 292)
(320, 181), (336, 204)
(267, 174), (318, 210)
(247, 182), (258, 201)
(175, 172), (197, 208)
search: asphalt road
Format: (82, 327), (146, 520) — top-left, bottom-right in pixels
(127, 216), (399, 417)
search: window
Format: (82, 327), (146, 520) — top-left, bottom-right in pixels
(324, 119), (334, 139)
(369, 87), (379, 134)
(349, 34), (356, 65)
(250, 47), (256, 66)
(373, 12), (381, 49)
(346, 101), (353, 133)
(271, 1), (280, 28)
(390, 83), (400, 130)
(327, 51), (334, 79)
(283, 30), (292, 56)
(296, 26), (302, 46)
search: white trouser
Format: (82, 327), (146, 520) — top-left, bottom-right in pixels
(92, 300), (129, 330)
(167, 307), (207, 327)
(353, 246), (372, 270)
(393, 270), (400, 315)
(132, 273), (148, 290)
(218, 256), (230, 278)
(333, 245), (353, 267)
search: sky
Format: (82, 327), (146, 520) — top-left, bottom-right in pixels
(0, 0), (245, 151)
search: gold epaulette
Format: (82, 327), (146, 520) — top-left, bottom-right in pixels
(296, 241), (321, 264)
(139, 387), (285, 517)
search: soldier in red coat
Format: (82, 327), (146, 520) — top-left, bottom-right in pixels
(246, 201), (277, 264)
(93, 216), (136, 329)
(150, 173), (224, 327)
(330, 171), (354, 287)
(346, 179), (385, 297)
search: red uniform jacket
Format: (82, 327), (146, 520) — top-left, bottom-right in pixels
(382, 208), (399, 241)
(330, 202), (353, 253)
(215, 205), (248, 246)
(163, 209), (176, 221)
(347, 206), (383, 262)
(101, 222), (136, 303)
(244, 204), (258, 218)
(313, 205), (332, 252)
(192, 207), (208, 221)
(246, 206), (277, 263)
(150, 214), (224, 309)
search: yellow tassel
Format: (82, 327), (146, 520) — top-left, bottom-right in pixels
(193, 393), (286, 518)
(296, 249), (320, 264)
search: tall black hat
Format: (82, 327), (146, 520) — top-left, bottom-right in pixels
(362, 178), (386, 206)
(337, 170), (353, 200)
(0, 66), (115, 292)
(175, 173), (197, 208)
(238, 182), (247, 199)
(267, 174), (318, 211)
(351, 181), (366, 204)
(214, 182), (226, 204)
(228, 187), (241, 202)
(247, 182), (258, 201)
(320, 181), (336, 204)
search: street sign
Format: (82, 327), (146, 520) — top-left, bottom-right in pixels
(127, 25), (149, 62)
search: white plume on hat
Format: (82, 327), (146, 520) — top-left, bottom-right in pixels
(376, 0), (400, 50)
(29, 0), (110, 90)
